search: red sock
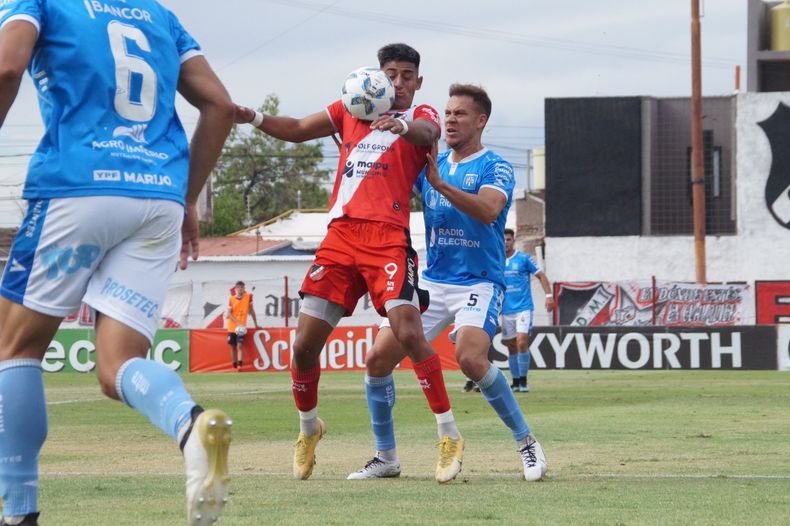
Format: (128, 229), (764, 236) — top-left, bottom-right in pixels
(291, 363), (321, 411)
(413, 354), (451, 414)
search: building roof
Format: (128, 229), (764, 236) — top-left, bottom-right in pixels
(198, 236), (290, 257)
(229, 208), (516, 254)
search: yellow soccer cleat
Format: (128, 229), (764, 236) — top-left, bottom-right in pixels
(293, 418), (326, 480)
(435, 435), (464, 484)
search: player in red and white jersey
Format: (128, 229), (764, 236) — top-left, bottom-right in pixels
(324, 100), (439, 227)
(235, 43), (464, 483)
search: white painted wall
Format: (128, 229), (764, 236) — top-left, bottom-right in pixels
(546, 93), (790, 285)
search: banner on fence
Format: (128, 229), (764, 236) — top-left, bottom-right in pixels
(755, 281), (790, 324)
(161, 278), (383, 330)
(555, 280), (752, 327)
(528, 326), (776, 370)
(42, 329), (190, 373)
(188, 326), (461, 373)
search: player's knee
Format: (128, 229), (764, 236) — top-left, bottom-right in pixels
(291, 336), (324, 369)
(392, 325), (425, 353)
(455, 350), (487, 380)
(365, 347), (395, 376)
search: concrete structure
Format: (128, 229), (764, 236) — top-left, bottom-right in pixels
(546, 93), (790, 285)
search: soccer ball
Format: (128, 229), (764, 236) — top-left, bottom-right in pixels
(341, 67), (395, 120)
(235, 326), (247, 337)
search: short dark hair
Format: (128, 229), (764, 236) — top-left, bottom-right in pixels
(504, 228), (515, 237)
(235, 281), (245, 287)
(378, 43), (420, 69)
(449, 83), (492, 117)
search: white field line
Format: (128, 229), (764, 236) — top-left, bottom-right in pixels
(38, 471), (790, 480)
(46, 388), (289, 406)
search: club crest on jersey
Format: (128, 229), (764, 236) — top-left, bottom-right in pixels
(309, 264), (325, 281)
(342, 160), (354, 178)
(758, 102), (790, 229)
(462, 173), (479, 190)
(425, 188), (438, 209)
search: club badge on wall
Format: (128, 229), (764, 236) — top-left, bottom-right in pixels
(758, 102), (790, 229)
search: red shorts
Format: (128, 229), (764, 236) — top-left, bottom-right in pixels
(300, 219), (429, 317)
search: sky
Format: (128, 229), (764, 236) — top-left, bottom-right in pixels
(0, 0), (747, 227)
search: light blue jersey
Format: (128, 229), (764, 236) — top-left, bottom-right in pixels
(503, 251), (540, 314)
(416, 148), (515, 289)
(0, 0), (202, 204)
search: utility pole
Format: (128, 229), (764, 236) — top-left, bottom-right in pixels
(690, 0), (707, 284)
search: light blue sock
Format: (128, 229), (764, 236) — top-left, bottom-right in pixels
(0, 359), (47, 517)
(477, 364), (531, 441)
(508, 354), (520, 381)
(117, 358), (195, 440)
(517, 352), (531, 378)
(365, 374), (396, 451)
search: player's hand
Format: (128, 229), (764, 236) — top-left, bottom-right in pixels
(545, 296), (555, 312)
(234, 104), (256, 124)
(369, 114), (405, 135)
(425, 140), (443, 189)
(179, 202), (200, 270)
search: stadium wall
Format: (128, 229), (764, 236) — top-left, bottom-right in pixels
(545, 92), (790, 285)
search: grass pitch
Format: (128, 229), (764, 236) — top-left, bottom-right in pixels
(29, 370), (790, 525)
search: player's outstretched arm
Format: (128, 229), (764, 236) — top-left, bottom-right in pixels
(0, 20), (37, 127)
(177, 55), (235, 269)
(235, 104), (334, 143)
(369, 114), (439, 146)
(425, 142), (506, 224)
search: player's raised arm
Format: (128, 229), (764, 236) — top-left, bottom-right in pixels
(0, 20), (37, 127)
(425, 141), (508, 225)
(177, 55), (235, 269)
(235, 104), (335, 143)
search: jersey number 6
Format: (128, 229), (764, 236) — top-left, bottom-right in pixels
(107, 20), (157, 122)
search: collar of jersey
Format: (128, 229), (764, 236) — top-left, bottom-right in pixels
(447, 147), (489, 165)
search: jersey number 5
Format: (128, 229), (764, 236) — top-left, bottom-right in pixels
(107, 21), (157, 122)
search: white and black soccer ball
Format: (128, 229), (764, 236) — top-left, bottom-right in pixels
(235, 326), (247, 337)
(341, 67), (395, 120)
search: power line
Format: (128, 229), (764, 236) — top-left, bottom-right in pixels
(260, 0), (737, 69)
(216, 0), (344, 71)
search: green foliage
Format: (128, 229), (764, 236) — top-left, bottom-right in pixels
(201, 94), (331, 236)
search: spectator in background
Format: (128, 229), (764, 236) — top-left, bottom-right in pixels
(227, 281), (259, 370)
(501, 229), (554, 392)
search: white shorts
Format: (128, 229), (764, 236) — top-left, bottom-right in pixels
(500, 310), (534, 340)
(382, 279), (502, 342)
(0, 196), (182, 341)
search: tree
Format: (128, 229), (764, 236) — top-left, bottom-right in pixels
(203, 95), (331, 236)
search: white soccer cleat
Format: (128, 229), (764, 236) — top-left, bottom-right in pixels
(347, 455), (401, 480)
(519, 434), (547, 481)
(183, 408), (232, 525)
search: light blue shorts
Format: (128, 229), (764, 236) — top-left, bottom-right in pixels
(500, 310), (534, 340)
(1, 196), (182, 341)
(383, 279), (502, 342)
